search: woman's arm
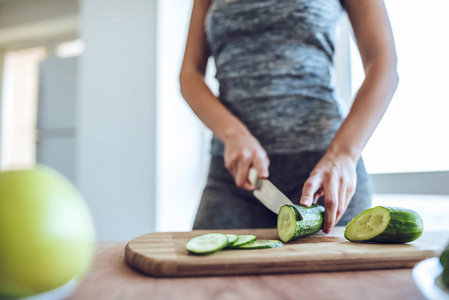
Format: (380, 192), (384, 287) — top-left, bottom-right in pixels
(179, 0), (270, 189)
(300, 0), (399, 233)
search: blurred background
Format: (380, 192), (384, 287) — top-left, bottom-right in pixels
(0, 0), (448, 241)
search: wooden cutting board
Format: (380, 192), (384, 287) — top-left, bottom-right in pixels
(125, 227), (448, 277)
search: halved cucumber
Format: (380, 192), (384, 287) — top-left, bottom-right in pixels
(231, 235), (257, 247)
(344, 206), (424, 243)
(277, 204), (324, 243)
(185, 233), (228, 255)
(226, 234), (238, 246)
(233, 240), (283, 249)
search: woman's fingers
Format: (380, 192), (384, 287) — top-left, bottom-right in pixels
(301, 153), (358, 233)
(336, 183), (347, 224)
(344, 185), (355, 213)
(313, 188), (324, 203)
(235, 151), (253, 190)
(231, 149), (270, 191)
(223, 133), (270, 191)
(252, 152), (270, 179)
(300, 176), (321, 207)
(322, 175), (339, 234)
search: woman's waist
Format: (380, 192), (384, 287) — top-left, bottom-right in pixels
(217, 75), (335, 103)
(218, 93), (343, 120)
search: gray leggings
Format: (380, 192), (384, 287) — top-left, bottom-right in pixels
(193, 151), (372, 230)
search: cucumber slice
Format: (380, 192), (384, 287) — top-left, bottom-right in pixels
(234, 240), (283, 249)
(277, 204), (324, 243)
(278, 205), (299, 242)
(344, 206), (424, 243)
(185, 233), (228, 255)
(231, 235), (257, 247)
(226, 234), (238, 245)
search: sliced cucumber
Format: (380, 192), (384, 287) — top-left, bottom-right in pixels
(231, 235), (257, 247)
(344, 206), (424, 243)
(277, 204), (324, 243)
(226, 234), (238, 246)
(233, 240), (283, 249)
(185, 233), (228, 255)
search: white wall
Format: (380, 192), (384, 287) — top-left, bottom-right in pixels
(156, 0), (217, 232)
(78, 0), (157, 241)
(334, 14), (352, 110)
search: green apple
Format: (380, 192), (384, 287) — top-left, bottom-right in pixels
(0, 167), (95, 298)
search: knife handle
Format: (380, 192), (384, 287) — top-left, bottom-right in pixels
(248, 167), (259, 187)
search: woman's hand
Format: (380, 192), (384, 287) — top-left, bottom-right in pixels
(299, 153), (357, 234)
(223, 132), (270, 191)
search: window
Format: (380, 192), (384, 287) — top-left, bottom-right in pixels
(55, 39), (85, 58)
(349, 0), (449, 230)
(0, 40), (85, 171)
(0, 47), (47, 170)
(351, 0), (449, 174)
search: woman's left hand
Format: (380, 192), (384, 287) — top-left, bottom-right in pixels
(299, 153), (358, 234)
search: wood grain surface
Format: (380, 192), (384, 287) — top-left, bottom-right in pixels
(124, 227), (448, 277)
(67, 242), (434, 300)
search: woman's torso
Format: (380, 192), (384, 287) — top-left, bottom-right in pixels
(206, 0), (346, 155)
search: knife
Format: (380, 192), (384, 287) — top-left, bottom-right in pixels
(248, 167), (295, 214)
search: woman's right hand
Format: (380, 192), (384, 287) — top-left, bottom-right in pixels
(223, 132), (270, 191)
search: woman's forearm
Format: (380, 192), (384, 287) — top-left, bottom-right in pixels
(179, 70), (250, 143)
(326, 56), (399, 162)
(179, 0), (250, 144)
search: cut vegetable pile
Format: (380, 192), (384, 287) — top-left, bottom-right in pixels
(186, 233), (283, 255)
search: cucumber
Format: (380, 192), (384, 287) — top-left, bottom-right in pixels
(226, 234), (239, 246)
(443, 267), (449, 289)
(185, 233), (228, 255)
(344, 206), (424, 243)
(440, 242), (449, 268)
(277, 204), (324, 243)
(233, 240), (283, 249)
(441, 242), (449, 288)
(231, 235), (257, 247)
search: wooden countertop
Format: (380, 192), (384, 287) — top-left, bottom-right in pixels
(67, 241), (428, 300)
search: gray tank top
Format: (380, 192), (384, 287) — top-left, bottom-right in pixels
(206, 0), (345, 155)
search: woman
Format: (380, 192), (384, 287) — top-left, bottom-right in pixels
(179, 0), (398, 233)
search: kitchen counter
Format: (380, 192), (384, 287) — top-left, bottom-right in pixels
(67, 241), (430, 300)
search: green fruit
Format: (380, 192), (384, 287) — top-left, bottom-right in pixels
(0, 167), (95, 298)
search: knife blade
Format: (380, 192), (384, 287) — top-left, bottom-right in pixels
(248, 168), (295, 214)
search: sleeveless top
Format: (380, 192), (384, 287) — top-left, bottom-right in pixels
(205, 0), (345, 155)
